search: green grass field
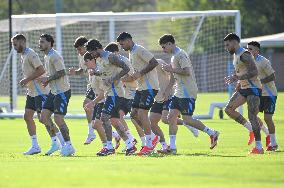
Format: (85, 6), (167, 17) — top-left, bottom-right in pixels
(0, 93), (284, 188)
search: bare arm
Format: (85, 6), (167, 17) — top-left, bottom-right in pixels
(163, 73), (175, 100)
(109, 54), (130, 82)
(172, 67), (190, 76)
(139, 57), (159, 76)
(26, 65), (45, 82)
(261, 73), (275, 84)
(239, 52), (258, 80)
(47, 69), (66, 82)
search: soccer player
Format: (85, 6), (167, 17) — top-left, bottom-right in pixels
(11, 34), (59, 155)
(150, 59), (199, 153)
(223, 33), (263, 154)
(85, 39), (136, 156)
(159, 34), (220, 154)
(117, 32), (159, 155)
(38, 34), (75, 156)
(247, 41), (278, 151)
(69, 36), (96, 145)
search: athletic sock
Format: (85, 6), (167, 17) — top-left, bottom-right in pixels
(270, 134), (277, 146)
(255, 141), (262, 150)
(169, 135), (176, 149)
(203, 126), (215, 136)
(244, 122), (253, 132)
(107, 141), (114, 150)
(140, 136), (146, 147)
(261, 125), (269, 136)
(125, 130), (134, 141)
(145, 135), (152, 148)
(56, 132), (65, 146)
(88, 123), (94, 135)
(31, 135), (39, 148)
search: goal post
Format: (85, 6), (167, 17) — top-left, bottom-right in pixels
(0, 10), (241, 119)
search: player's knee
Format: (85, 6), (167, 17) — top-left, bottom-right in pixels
(161, 115), (169, 124)
(101, 113), (110, 123)
(39, 113), (48, 125)
(54, 114), (64, 125)
(224, 105), (232, 115)
(167, 113), (177, 124)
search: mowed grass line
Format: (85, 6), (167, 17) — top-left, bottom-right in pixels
(0, 93), (283, 188)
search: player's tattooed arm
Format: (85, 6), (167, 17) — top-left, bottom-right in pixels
(260, 73), (275, 84)
(239, 52), (258, 80)
(109, 54), (130, 82)
(47, 69), (66, 82)
(140, 57), (159, 75)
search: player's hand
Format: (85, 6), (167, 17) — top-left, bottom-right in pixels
(68, 67), (77, 75)
(235, 81), (241, 92)
(161, 63), (173, 73)
(131, 71), (142, 80)
(224, 75), (237, 85)
(84, 101), (95, 111)
(37, 77), (49, 87)
(19, 78), (30, 87)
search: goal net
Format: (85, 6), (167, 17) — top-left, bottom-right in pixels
(0, 11), (241, 118)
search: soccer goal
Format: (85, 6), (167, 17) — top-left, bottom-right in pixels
(0, 10), (241, 119)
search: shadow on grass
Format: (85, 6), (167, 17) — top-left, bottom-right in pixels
(184, 153), (246, 158)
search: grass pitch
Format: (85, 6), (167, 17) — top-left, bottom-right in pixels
(0, 93), (283, 188)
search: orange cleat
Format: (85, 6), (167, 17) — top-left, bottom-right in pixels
(248, 132), (255, 145)
(210, 131), (220, 149)
(266, 135), (271, 147)
(266, 145), (278, 152)
(152, 135), (159, 149)
(137, 146), (154, 156)
(250, 147), (264, 154)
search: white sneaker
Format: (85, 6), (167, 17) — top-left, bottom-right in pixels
(84, 134), (96, 145)
(45, 141), (61, 155)
(60, 144), (75, 157)
(23, 146), (41, 155)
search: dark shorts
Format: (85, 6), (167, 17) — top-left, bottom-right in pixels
(132, 89), (158, 110)
(259, 96), (277, 114)
(85, 87), (96, 100)
(239, 88), (262, 98)
(102, 96), (122, 119)
(163, 98), (172, 111)
(43, 90), (71, 115)
(120, 97), (133, 115)
(150, 101), (163, 114)
(92, 102), (104, 120)
(169, 96), (196, 116)
(25, 95), (47, 113)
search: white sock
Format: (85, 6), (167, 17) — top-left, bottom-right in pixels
(88, 123), (94, 135)
(145, 135), (152, 148)
(160, 141), (168, 150)
(107, 141), (113, 150)
(270, 134), (277, 146)
(125, 138), (134, 149)
(65, 141), (72, 146)
(244, 122), (253, 132)
(126, 130), (134, 141)
(112, 131), (120, 139)
(150, 131), (156, 140)
(51, 136), (58, 144)
(203, 126), (215, 136)
(56, 132), (65, 146)
(255, 141), (262, 150)
(140, 136), (146, 146)
(169, 135), (176, 149)
(261, 125), (269, 136)
(31, 135), (39, 148)
(103, 142), (107, 148)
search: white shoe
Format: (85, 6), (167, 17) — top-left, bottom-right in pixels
(84, 134), (96, 145)
(45, 141), (61, 155)
(23, 146), (41, 155)
(60, 144), (75, 157)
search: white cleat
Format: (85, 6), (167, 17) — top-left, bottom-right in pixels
(60, 144), (75, 157)
(23, 146), (41, 155)
(45, 141), (61, 156)
(84, 134), (96, 145)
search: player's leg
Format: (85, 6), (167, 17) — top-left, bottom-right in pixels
(225, 91), (254, 145)
(257, 117), (270, 147)
(23, 96), (41, 155)
(83, 88), (96, 144)
(167, 108), (180, 154)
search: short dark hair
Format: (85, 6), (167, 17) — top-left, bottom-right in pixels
(116, 32), (132, 42)
(40, 33), (55, 47)
(105, 42), (119, 52)
(159, 34), (175, 45)
(12, 33), (26, 42)
(223, 33), (240, 43)
(248, 41), (261, 49)
(85, 39), (103, 51)
(83, 52), (94, 62)
(74, 36), (88, 48)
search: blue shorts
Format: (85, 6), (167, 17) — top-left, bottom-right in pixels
(92, 102), (104, 120)
(43, 90), (71, 115)
(132, 89), (158, 110)
(169, 96), (195, 116)
(102, 96), (122, 118)
(259, 96), (277, 114)
(239, 88), (262, 97)
(25, 95), (47, 113)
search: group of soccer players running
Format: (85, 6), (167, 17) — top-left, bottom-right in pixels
(11, 31), (278, 157)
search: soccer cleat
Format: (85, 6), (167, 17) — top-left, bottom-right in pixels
(137, 146), (154, 156)
(114, 137), (121, 150)
(266, 145), (278, 152)
(45, 141), (61, 155)
(248, 132), (255, 145)
(84, 134), (96, 145)
(169, 148), (177, 155)
(152, 135), (159, 149)
(23, 146), (41, 155)
(107, 148), (115, 155)
(96, 148), (109, 156)
(157, 146), (171, 154)
(250, 147), (264, 154)
(133, 138), (138, 146)
(60, 144), (75, 157)
(265, 135), (271, 147)
(210, 131), (220, 149)
(125, 146), (137, 156)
